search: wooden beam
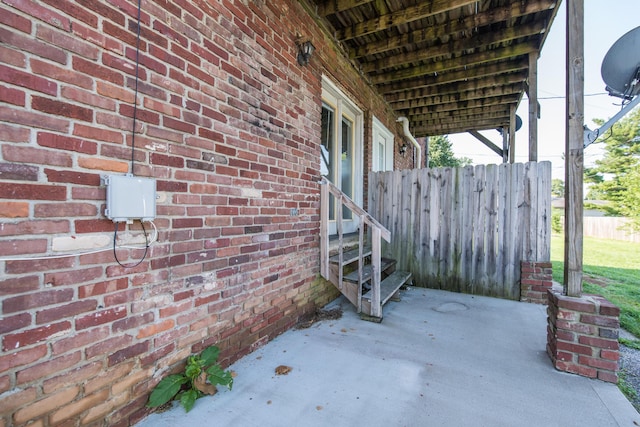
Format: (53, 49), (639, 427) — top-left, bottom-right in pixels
(336, 0), (477, 41)
(410, 104), (511, 122)
(389, 83), (522, 110)
(316, 0), (374, 17)
(469, 130), (504, 157)
(362, 21), (546, 73)
(351, 0), (557, 58)
(379, 60), (527, 95)
(370, 41), (538, 84)
(405, 94), (520, 116)
(509, 105), (516, 163)
(502, 127), (509, 163)
(564, 0), (584, 297)
(529, 52), (539, 161)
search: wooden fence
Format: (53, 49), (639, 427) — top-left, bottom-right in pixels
(368, 162), (552, 300)
(583, 217), (640, 243)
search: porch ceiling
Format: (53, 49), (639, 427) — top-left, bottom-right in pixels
(308, 0), (561, 137)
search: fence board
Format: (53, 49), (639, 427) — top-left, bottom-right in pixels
(368, 161), (552, 300)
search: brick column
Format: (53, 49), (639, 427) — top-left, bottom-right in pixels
(520, 261), (553, 304)
(547, 286), (620, 383)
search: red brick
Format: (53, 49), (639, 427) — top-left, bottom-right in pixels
(0, 312), (31, 334)
(34, 202), (98, 217)
(74, 219), (116, 233)
(5, 0), (71, 31)
(0, 182), (66, 200)
(578, 355), (618, 372)
(45, 168), (100, 186)
(597, 370), (618, 383)
(0, 344), (47, 373)
(76, 306), (127, 330)
(0, 83), (25, 105)
(112, 312), (154, 333)
(137, 319), (175, 339)
(554, 319), (597, 335)
(16, 350), (81, 384)
(107, 341), (149, 366)
(78, 277), (128, 298)
(2, 144), (73, 167)
(85, 334), (132, 361)
(103, 289), (143, 307)
(36, 299), (98, 324)
(44, 266), (103, 287)
(0, 219), (70, 237)
(0, 275), (40, 295)
(72, 56), (124, 86)
(580, 314), (619, 328)
(3, 288), (73, 314)
(36, 25), (99, 60)
(578, 335), (619, 350)
(52, 326), (110, 355)
(556, 341), (593, 356)
(601, 349), (620, 361)
(3, 320), (71, 351)
(554, 360), (597, 378)
(62, 86), (117, 111)
(43, 361), (102, 394)
(0, 64), (56, 97)
(0, 386), (36, 414)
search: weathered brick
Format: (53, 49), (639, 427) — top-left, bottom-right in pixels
(0, 344), (47, 373)
(578, 335), (619, 350)
(32, 96), (93, 121)
(85, 334), (132, 361)
(3, 320), (71, 351)
(3, 288), (73, 314)
(0, 312), (31, 334)
(0, 201), (29, 217)
(50, 388), (110, 425)
(578, 355), (618, 372)
(0, 182), (66, 201)
(108, 341), (149, 366)
(0, 386), (37, 414)
(16, 351), (81, 384)
(580, 314), (619, 328)
(0, 64), (57, 95)
(51, 325), (110, 356)
(43, 362), (101, 394)
(13, 386), (79, 425)
(76, 306), (127, 330)
(36, 299), (98, 324)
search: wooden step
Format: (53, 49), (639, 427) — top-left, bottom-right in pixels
(362, 270), (412, 306)
(342, 257), (396, 283)
(328, 246), (371, 267)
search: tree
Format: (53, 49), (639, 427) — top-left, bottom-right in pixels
(584, 106), (640, 230)
(428, 135), (472, 168)
(551, 179), (565, 198)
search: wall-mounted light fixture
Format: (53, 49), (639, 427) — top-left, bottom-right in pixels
(399, 142), (408, 155)
(296, 38), (315, 66)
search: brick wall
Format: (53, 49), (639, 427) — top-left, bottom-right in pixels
(0, 0), (403, 425)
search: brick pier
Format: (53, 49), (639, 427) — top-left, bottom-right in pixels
(547, 286), (620, 383)
(520, 261), (553, 304)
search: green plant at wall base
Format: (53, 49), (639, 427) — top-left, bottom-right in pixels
(147, 346), (233, 412)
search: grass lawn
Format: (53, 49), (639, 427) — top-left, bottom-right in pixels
(550, 234), (640, 337)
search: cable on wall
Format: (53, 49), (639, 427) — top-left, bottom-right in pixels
(130, 0), (142, 176)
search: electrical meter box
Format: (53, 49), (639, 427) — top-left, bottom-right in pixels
(103, 174), (156, 222)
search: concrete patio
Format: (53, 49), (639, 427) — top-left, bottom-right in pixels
(137, 288), (640, 426)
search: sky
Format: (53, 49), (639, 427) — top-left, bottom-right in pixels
(449, 0), (640, 179)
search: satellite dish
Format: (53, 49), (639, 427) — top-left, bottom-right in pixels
(601, 26), (640, 99)
(585, 26), (640, 147)
(496, 115), (522, 134)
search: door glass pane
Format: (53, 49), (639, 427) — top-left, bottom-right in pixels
(378, 138), (385, 171)
(321, 104), (335, 220)
(341, 116), (353, 220)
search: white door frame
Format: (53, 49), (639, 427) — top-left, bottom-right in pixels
(321, 76), (363, 235)
(372, 116), (394, 172)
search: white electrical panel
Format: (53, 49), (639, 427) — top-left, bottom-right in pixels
(104, 174), (156, 222)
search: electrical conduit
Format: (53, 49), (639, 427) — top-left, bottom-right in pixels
(397, 117), (422, 169)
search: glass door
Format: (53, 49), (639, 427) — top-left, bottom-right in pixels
(321, 78), (363, 235)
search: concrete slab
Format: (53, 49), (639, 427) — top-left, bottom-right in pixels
(137, 288), (640, 426)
